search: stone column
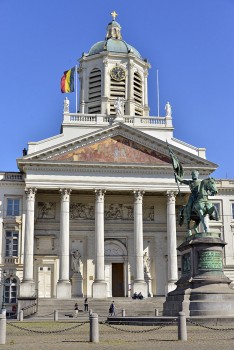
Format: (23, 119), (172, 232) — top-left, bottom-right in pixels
(143, 69), (150, 116)
(81, 66), (87, 113)
(126, 61), (135, 115)
(101, 59), (109, 114)
(77, 65), (85, 114)
(166, 191), (178, 294)
(57, 189), (71, 299)
(132, 190), (147, 296)
(92, 189), (107, 298)
(19, 188), (36, 297)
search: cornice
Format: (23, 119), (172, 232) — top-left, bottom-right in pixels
(0, 182), (24, 188)
(22, 163), (175, 175)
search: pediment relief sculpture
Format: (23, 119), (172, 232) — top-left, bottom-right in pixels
(49, 136), (171, 165)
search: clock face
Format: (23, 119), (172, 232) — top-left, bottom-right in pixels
(110, 67), (126, 81)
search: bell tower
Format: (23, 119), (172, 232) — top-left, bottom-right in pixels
(78, 12), (151, 117)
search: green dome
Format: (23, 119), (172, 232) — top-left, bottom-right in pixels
(88, 18), (142, 59)
(107, 20), (121, 28)
(88, 39), (142, 58)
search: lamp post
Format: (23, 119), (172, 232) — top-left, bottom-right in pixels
(2, 271), (6, 310)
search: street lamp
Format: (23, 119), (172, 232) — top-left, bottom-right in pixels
(2, 270), (7, 310)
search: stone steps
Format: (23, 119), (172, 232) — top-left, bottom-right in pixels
(34, 297), (165, 318)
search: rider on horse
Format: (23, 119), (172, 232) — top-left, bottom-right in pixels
(176, 170), (200, 220)
(167, 144), (218, 236)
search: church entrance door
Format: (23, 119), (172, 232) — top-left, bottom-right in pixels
(112, 263), (124, 297)
(38, 266), (52, 298)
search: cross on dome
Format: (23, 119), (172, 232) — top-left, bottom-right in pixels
(111, 10), (118, 20)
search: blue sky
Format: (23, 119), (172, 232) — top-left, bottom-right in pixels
(0, 0), (234, 179)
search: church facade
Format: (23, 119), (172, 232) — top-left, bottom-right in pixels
(1, 14), (234, 313)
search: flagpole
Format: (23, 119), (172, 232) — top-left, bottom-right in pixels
(156, 69), (160, 117)
(75, 65), (78, 113)
(166, 141), (182, 197)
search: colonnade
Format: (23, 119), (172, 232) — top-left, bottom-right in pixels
(19, 188), (178, 299)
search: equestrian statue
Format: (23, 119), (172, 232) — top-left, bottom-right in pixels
(167, 143), (219, 236)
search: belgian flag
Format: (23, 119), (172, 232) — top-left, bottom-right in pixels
(61, 67), (75, 93)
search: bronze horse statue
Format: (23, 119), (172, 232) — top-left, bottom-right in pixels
(179, 177), (219, 236)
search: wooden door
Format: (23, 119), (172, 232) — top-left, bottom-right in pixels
(112, 263), (124, 297)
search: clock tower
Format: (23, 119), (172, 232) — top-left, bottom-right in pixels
(78, 12), (150, 117)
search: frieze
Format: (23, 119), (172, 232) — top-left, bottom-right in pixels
(70, 203), (94, 220)
(69, 202), (154, 221)
(38, 202), (56, 219)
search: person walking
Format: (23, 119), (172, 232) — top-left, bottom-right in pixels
(84, 297), (89, 311)
(74, 303), (79, 317)
(109, 301), (116, 316)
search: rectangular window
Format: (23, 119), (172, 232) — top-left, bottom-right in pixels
(6, 198), (20, 216)
(5, 231), (19, 257)
(232, 203), (234, 220)
(4, 278), (17, 304)
(213, 202), (221, 220)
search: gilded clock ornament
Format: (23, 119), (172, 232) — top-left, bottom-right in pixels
(110, 66), (126, 81)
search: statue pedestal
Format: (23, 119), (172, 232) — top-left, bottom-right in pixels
(115, 115), (124, 122)
(144, 273), (153, 297)
(92, 281), (107, 298)
(163, 232), (234, 316)
(57, 280), (71, 299)
(132, 281), (148, 297)
(71, 272), (83, 297)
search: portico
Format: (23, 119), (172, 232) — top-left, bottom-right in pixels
(18, 173), (181, 299)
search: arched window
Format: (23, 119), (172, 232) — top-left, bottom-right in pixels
(5, 276), (17, 304)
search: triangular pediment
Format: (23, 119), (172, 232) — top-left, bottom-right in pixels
(48, 135), (171, 165)
(17, 122), (217, 174)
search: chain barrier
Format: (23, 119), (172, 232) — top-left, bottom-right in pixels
(100, 321), (175, 333)
(187, 319), (234, 331)
(34, 312), (55, 318)
(7, 320), (89, 334)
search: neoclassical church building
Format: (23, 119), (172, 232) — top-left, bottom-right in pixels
(1, 13), (234, 313)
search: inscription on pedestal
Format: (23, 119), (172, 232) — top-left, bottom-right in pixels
(182, 253), (191, 275)
(198, 251), (223, 271)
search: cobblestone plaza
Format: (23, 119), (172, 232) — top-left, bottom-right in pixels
(5, 320), (234, 350)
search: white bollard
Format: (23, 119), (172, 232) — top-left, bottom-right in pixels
(54, 310), (58, 321)
(19, 310), (24, 322)
(122, 309), (125, 317)
(90, 313), (99, 343)
(0, 312), (6, 344)
(178, 312), (187, 341)
(89, 309), (93, 316)
(1, 309), (6, 317)
(155, 308), (159, 316)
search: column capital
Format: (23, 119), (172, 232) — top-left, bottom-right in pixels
(60, 188), (72, 201)
(25, 188), (37, 200)
(133, 190), (145, 202)
(95, 189), (106, 201)
(166, 191), (178, 201)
